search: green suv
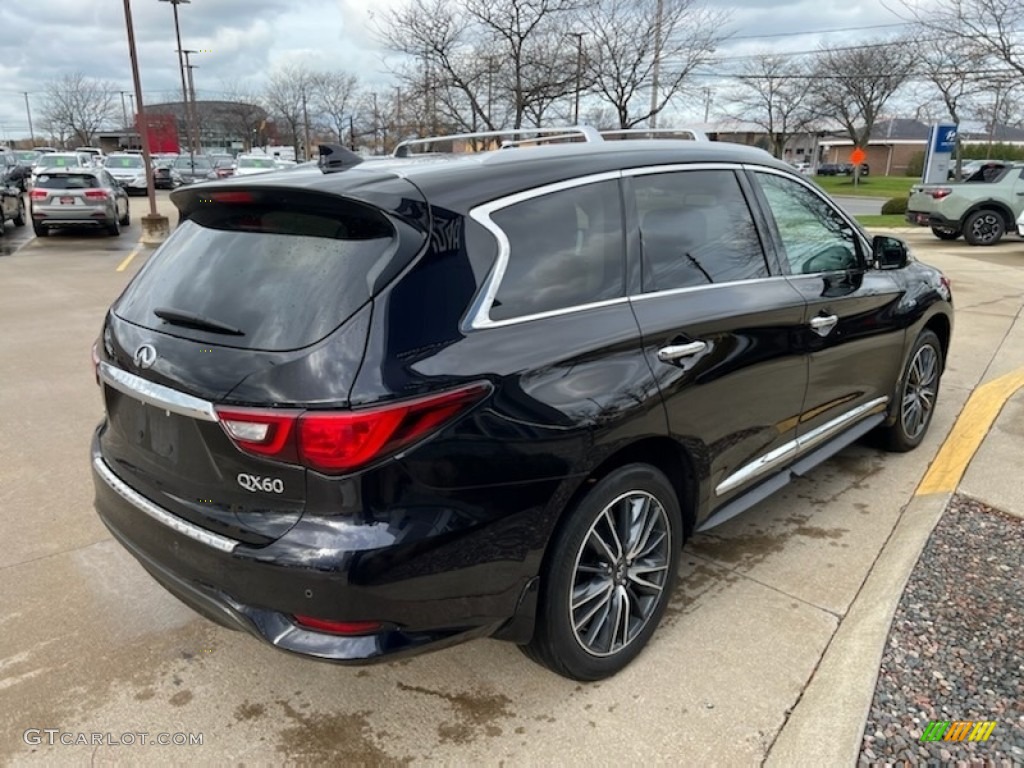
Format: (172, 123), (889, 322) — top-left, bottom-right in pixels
(906, 161), (1024, 245)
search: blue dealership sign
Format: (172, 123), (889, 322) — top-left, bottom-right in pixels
(933, 124), (957, 153)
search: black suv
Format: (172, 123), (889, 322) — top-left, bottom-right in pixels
(91, 132), (953, 680)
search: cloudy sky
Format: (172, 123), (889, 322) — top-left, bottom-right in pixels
(0, 0), (926, 141)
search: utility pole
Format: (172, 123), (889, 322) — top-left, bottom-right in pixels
(649, 0), (664, 129)
(569, 32), (585, 125)
(118, 91), (130, 129)
(160, 0), (194, 156)
(122, 0), (168, 242)
(702, 87), (712, 123)
(181, 50), (200, 157)
(23, 93), (34, 146)
(372, 91), (380, 155)
(302, 89), (311, 161)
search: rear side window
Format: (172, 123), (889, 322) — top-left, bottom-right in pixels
(634, 170), (767, 291)
(488, 179), (624, 321)
(36, 174), (100, 189)
(114, 195), (400, 351)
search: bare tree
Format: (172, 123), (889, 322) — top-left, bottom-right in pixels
(722, 53), (815, 159)
(39, 73), (118, 147)
(263, 64), (316, 158)
(808, 38), (918, 162)
(217, 80), (267, 151)
(315, 72), (360, 142)
(584, 0), (726, 128)
(897, 0), (1024, 78)
(375, 0), (581, 131)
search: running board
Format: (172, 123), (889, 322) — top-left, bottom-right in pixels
(696, 413), (886, 533)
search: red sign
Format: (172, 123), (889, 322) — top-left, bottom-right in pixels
(135, 112), (180, 154)
(850, 147), (866, 165)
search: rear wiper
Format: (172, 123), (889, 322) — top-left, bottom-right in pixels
(153, 307), (244, 336)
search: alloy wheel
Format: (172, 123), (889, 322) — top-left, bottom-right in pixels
(901, 344), (939, 440)
(569, 491), (671, 657)
(969, 213), (1001, 244)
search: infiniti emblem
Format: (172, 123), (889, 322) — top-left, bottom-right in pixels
(133, 344), (157, 369)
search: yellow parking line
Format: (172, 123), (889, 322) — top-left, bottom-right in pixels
(917, 368), (1024, 495)
(116, 246), (141, 272)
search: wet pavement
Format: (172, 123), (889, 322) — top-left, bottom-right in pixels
(1, 217), (1022, 764)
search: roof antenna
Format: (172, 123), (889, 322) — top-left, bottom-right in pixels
(318, 143), (363, 173)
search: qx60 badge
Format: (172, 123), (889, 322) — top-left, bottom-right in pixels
(133, 344), (157, 370)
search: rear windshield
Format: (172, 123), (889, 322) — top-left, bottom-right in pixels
(175, 157), (212, 169)
(114, 196), (399, 351)
(106, 156), (144, 168)
(238, 158), (275, 169)
(41, 155), (82, 167)
(36, 174), (100, 189)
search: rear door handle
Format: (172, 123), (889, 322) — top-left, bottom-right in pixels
(657, 341), (707, 362)
(809, 314), (838, 337)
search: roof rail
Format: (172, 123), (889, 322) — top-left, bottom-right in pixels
(599, 127), (709, 142)
(393, 125), (603, 157)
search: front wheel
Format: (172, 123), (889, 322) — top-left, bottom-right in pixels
(879, 329), (943, 452)
(522, 464), (682, 680)
(963, 210), (1004, 246)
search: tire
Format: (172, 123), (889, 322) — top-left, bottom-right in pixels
(930, 226), (960, 241)
(522, 464), (682, 681)
(32, 222), (47, 238)
(962, 209), (1004, 246)
(13, 198), (25, 227)
(880, 330), (943, 452)
(106, 216), (121, 237)
(119, 201), (130, 227)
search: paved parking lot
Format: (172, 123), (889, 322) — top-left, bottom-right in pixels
(1, 203), (1022, 764)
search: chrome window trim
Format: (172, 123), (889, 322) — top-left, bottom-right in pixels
(743, 164), (873, 269)
(715, 396), (889, 496)
(627, 274), (793, 303)
(465, 170), (625, 330)
(93, 456), (238, 553)
(99, 362), (217, 422)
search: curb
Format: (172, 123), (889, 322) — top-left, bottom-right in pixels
(767, 366), (1024, 765)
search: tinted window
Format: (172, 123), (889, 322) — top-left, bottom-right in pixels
(36, 173), (100, 189)
(634, 170), (767, 291)
(755, 172), (860, 274)
(114, 196), (398, 351)
(489, 179), (624, 321)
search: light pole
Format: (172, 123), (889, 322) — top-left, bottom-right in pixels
(23, 92), (34, 147)
(122, 0), (169, 243)
(118, 91), (130, 130)
(569, 33), (584, 125)
(159, 0), (194, 155)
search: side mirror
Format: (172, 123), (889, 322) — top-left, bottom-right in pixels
(872, 235), (908, 270)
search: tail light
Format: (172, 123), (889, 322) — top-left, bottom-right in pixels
(929, 188), (952, 199)
(84, 190), (109, 201)
(215, 382), (491, 474)
(29, 189), (46, 200)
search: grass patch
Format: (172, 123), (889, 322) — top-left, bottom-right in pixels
(855, 215), (911, 228)
(814, 175), (917, 198)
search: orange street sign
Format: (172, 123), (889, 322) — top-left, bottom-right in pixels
(850, 147), (866, 165)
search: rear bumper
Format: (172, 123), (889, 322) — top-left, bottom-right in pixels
(32, 205), (114, 225)
(91, 430), (534, 663)
(906, 211), (958, 229)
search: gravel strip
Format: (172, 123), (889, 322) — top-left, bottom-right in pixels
(859, 494), (1023, 766)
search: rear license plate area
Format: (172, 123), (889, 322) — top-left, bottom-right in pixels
(60, 196), (74, 205)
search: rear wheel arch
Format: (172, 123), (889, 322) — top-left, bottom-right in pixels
(960, 202), (1013, 229)
(548, 437), (700, 558)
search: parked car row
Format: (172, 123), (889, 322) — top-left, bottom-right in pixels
(816, 162), (870, 177)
